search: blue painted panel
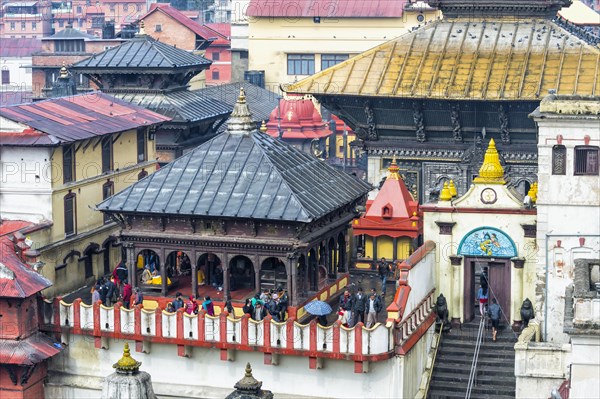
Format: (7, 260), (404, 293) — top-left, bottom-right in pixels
(458, 227), (517, 258)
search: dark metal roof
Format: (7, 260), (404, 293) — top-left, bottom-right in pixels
(193, 82), (279, 123)
(0, 92), (171, 144)
(98, 130), (371, 223)
(0, 332), (62, 365)
(72, 35), (211, 70)
(44, 27), (97, 40)
(114, 90), (232, 124)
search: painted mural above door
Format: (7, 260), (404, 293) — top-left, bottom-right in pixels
(458, 227), (518, 258)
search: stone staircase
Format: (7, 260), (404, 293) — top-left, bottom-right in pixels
(428, 315), (517, 399)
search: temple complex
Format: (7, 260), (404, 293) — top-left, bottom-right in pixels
(286, 0), (600, 202)
(97, 89), (371, 306)
(71, 24), (232, 163)
(422, 139), (537, 327)
(353, 159), (422, 271)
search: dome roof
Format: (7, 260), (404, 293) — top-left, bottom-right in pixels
(265, 97), (331, 140)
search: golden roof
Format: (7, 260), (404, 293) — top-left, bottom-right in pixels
(286, 19), (600, 100)
(474, 139), (506, 184)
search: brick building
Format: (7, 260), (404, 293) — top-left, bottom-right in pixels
(139, 3), (232, 86)
(0, 1), (53, 38)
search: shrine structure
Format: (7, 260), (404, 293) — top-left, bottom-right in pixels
(97, 89), (371, 307)
(353, 159), (422, 271)
(286, 0), (600, 202)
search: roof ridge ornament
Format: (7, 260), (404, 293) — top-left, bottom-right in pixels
(473, 139), (506, 184)
(59, 62), (69, 79)
(136, 20), (147, 37)
(227, 88), (256, 135)
(387, 158), (400, 180)
(113, 343), (141, 374)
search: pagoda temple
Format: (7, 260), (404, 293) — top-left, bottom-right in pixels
(0, 221), (62, 399)
(353, 159), (422, 271)
(71, 23), (232, 163)
(97, 89), (371, 306)
(286, 0), (600, 202)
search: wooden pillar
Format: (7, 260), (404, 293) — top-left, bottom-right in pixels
(372, 236), (377, 260)
(191, 252), (198, 299)
(253, 254), (260, 295)
(288, 254), (296, 306)
(160, 248), (167, 297)
(392, 237), (398, 261)
(124, 243), (136, 290)
(223, 252), (230, 299)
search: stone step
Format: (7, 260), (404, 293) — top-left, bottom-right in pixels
(431, 370), (515, 385)
(429, 378), (516, 397)
(436, 354), (514, 368)
(438, 347), (515, 360)
(440, 338), (516, 349)
(428, 388), (515, 399)
(434, 362), (515, 378)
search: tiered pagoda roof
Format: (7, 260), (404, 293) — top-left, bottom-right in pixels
(98, 89), (371, 223)
(286, 0), (599, 100)
(353, 160), (421, 238)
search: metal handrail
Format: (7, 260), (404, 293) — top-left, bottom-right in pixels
(465, 315), (485, 399)
(423, 322), (444, 398)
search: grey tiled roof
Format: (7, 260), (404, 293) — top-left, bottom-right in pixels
(98, 130), (371, 222)
(72, 35), (211, 70)
(193, 82), (279, 123)
(45, 28), (97, 40)
(114, 90), (232, 123)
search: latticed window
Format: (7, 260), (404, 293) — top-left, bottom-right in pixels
(552, 145), (566, 175)
(574, 146), (599, 175)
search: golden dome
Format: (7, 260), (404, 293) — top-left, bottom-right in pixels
(474, 139), (505, 184)
(260, 120), (267, 133)
(113, 343), (141, 373)
(387, 158), (400, 180)
(449, 180), (457, 197)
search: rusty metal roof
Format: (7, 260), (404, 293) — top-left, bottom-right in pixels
(247, 0), (407, 18)
(0, 92), (171, 145)
(0, 333), (62, 365)
(286, 19), (600, 100)
(0, 38), (41, 57)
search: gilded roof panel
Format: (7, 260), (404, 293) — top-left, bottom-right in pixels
(287, 19), (600, 100)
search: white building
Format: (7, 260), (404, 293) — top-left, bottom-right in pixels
(0, 37), (40, 93)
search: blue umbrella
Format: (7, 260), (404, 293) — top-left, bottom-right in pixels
(304, 300), (332, 316)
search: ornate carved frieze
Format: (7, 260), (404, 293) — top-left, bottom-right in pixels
(450, 103), (463, 143)
(412, 101), (426, 142)
(369, 147), (463, 161)
(436, 221), (456, 235)
(424, 162), (466, 201)
(124, 235), (296, 253)
(364, 100), (378, 141)
(498, 104), (510, 144)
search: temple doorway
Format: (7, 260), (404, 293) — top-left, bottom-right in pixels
(464, 258), (511, 322)
(229, 255), (255, 292)
(260, 257), (287, 292)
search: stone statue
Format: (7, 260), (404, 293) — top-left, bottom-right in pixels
(450, 103), (463, 142)
(413, 102), (426, 142)
(517, 319), (541, 344)
(520, 298), (535, 328)
(435, 294), (451, 332)
(364, 101), (378, 140)
(498, 104), (510, 144)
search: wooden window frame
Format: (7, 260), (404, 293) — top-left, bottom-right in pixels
(574, 146), (599, 176)
(101, 136), (113, 173)
(64, 192), (77, 237)
(137, 128), (146, 163)
(63, 143), (75, 183)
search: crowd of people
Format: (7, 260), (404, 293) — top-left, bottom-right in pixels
(335, 287), (383, 329)
(242, 288), (289, 322)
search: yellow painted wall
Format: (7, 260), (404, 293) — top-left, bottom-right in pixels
(377, 236), (395, 259)
(335, 133), (356, 160)
(248, 12), (439, 89)
(29, 128), (157, 296)
(362, 235), (413, 261)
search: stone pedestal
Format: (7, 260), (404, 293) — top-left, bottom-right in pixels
(101, 343), (156, 399)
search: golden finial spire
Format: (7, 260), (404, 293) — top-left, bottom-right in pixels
(439, 181), (452, 201)
(140, 20), (146, 35)
(113, 343), (141, 374)
(449, 180), (457, 197)
(260, 120), (267, 133)
(238, 87), (246, 103)
(473, 139), (505, 184)
(59, 62), (69, 78)
(387, 158), (400, 180)
(227, 87), (254, 135)
(527, 182), (538, 203)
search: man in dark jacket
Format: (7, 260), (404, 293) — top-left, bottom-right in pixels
(488, 298), (502, 341)
(339, 289), (354, 326)
(378, 258), (391, 296)
(172, 292), (184, 311)
(366, 292), (383, 328)
(116, 262), (128, 288)
(277, 288), (289, 321)
(104, 277), (116, 306)
(97, 278), (108, 305)
(352, 287), (367, 326)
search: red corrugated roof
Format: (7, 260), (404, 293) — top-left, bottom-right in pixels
(0, 332), (63, 365)
(247, 0), (407, 18)
(0, 92), (171, 145)
(141, 4), (230, 45)
(0, 220), (53, 298)
(0, 38), (42, 57)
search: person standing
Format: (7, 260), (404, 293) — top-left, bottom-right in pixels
(172, 292), (184, 311)
(378, 258), (391, 296)
(133, 287), (144, 307)
(185, 295), (198, 315)
(477, 285), (489, 316)
(339, 290), (354, 326)
(366, 292), (383, 328)
(352, 287), (367, 326)
(488, 298), (502, 341)
(277, 288), (289, 322)
(202, 296), (215, 316)
(105, 277), (116, 307)
(243, 298), (254, 316)
(115, 262), (128, 292)
(91, 285), (101, 304)
(122, 280), (132, 309)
